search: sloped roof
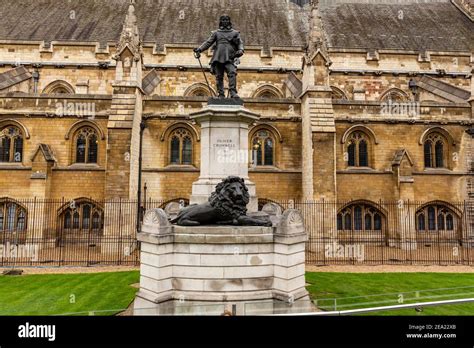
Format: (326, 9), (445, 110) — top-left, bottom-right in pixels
(142, 69), (161, 95)
(417, 75), (471, 103)
(0, 67), (32, 90)
(0, 0), (472, 53)
(31, 144), (56, 163)
(0, 0), (309, 48)
(319, 0), (474, 52)
(392, 149), (414, 166)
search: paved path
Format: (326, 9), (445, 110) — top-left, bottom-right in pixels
(2, 265), (473, 274)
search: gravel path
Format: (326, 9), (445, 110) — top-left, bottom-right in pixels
(2, 265), (473, 275)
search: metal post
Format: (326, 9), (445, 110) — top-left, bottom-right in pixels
(143, 183), (148, 212)
(136, 119), (147, 233)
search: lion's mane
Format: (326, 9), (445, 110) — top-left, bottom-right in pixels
(208, 176), (249, 220)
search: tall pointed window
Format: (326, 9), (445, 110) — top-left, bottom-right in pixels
(424, 133), (447, 169)
(252, 130), (275, 166)
(74, 127), (99, 164)
(0, 126), (23, 163)
(0, 199), (27, 232)
(346, 131), (371, 167)
(169, 128), (193, 165)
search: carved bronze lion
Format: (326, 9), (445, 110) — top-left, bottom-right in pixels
(170, 176), (271, 226)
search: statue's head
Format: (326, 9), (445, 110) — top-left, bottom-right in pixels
(219, 15), (232, 30)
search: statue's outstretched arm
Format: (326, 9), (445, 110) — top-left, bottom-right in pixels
(197, 31), (217, 53)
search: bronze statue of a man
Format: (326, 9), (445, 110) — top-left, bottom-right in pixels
(194, 15), (244, 99)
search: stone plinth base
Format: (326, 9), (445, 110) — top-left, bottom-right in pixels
(133, 208), (311, 316)
(207, 97), (244, 106)
(134, 297), (314, 316)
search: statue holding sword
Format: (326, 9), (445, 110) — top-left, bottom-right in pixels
(193, 15), (244, 99)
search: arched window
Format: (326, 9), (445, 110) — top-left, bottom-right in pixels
(0, 199), (27, 232)
(251, 130), (275, 166)
(435, 141), (444, 168)
(184, 83), (214, 97)
(74, 127), (99, 164)
(60, 200), (104, 234)
(259, 91), (278, 99)
(354, 206), (362, 230)
(380, 88), (409, 102)
(252, 85), (284, 99)
(416, 204), (459, 232)
(82, 204), (91, 230)
(417, 213), (425, 231)
(192, 89), (210, 97)
(0, 126), (23, 163)
(331, 86), (348, 100)
(169, 128), (193, 165)
(73, 211), (80, 229)
(347, 142), (356, 166)
(337, 203), (384, 232)
(50, 87), (70, 94)
(64, 211), (72, 229)
(359, 140), (368, 167)
(42, 80), (75, 94)
(423, 133), (447, 169)
(346, 131), (371, 167)
(92, 212), (101, 230)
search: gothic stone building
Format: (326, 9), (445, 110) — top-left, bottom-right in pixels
(0, 0), (473, 249)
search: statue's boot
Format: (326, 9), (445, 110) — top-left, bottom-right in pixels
(228, 72), (239, 98)
(216, 77), (225, 98)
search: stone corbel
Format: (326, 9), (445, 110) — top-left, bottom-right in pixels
(366, 49), (379, 62)
(95, 42), (110, 56)
(39, 41), (53, 53)
(418, 50), (431, 63)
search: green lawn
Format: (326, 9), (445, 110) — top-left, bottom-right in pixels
(306, 272), (474, 315)
(1, 271), (473, 315)
(0, 271), (140, 316)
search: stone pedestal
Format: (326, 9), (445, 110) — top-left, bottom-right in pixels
(190, 103), (259, 212)
(133, 208), (313, 315)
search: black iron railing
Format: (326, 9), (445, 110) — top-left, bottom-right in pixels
(0, 198), (472, 266)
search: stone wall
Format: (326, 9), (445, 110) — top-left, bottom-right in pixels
(0, 26), (472, 206)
